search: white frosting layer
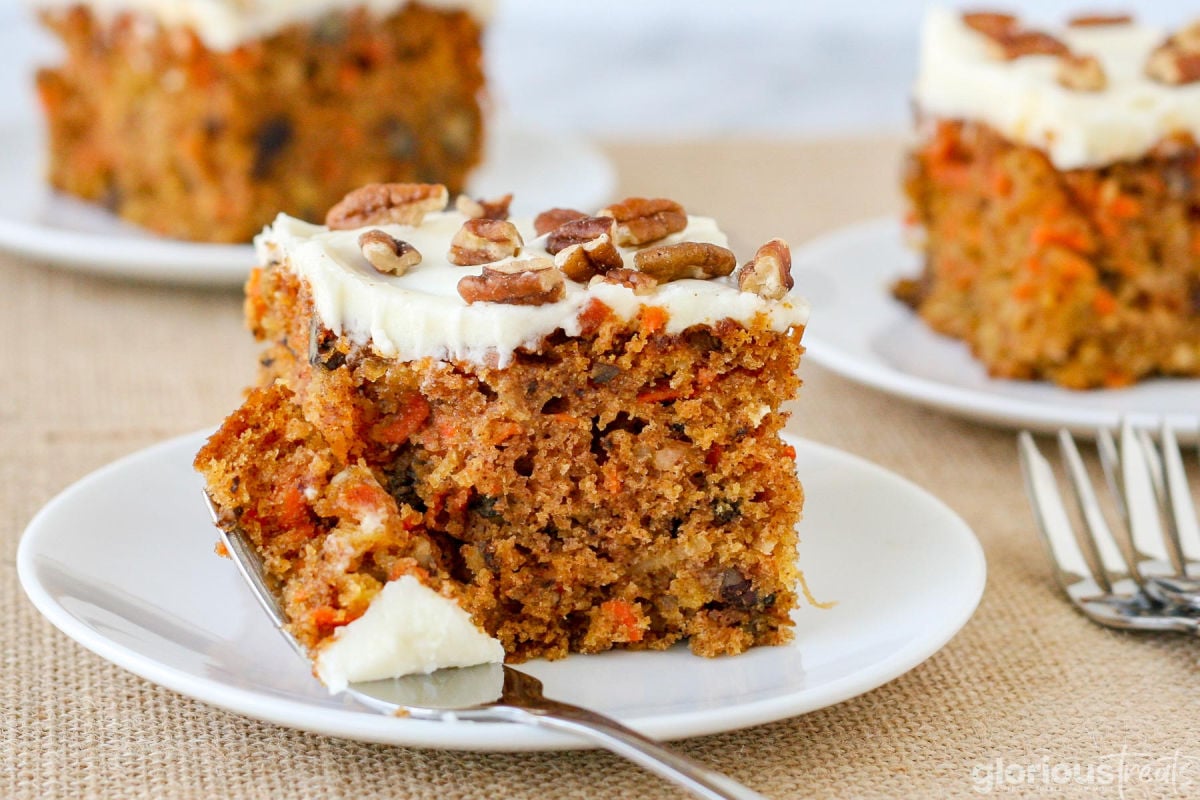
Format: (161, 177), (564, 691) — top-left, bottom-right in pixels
(258, 210), (810, 368)
(30, 0), (492, 51)
(314, 575), (504, 693)
(915, 8), (1200, 169)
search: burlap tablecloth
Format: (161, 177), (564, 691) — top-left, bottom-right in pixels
(5, 137), (1198, 800)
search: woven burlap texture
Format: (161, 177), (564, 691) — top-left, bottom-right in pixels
(5, 139), (1197, 800)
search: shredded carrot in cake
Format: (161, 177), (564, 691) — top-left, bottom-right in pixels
(601, 600), (645, 643)
(375, 393), (430, 444)
(640, 306), (668, 335)
(488, 422), (522, 445)
(1092, 289), (1118, 316)
(637, 383), (681, 403)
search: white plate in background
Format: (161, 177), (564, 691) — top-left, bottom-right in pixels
(796, 218), (1200, 437)
(18, 429), (984, 751)
(0, 119), (616, 287)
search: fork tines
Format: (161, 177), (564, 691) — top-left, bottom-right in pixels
(1018, 421), (1200, 611)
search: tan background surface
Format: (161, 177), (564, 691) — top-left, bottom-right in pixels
(4, 138), (1198, 799)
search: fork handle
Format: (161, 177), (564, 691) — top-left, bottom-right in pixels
(478, 701), (769, 800)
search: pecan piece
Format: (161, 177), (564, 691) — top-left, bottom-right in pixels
(483, 256), (555, 275)
(455, 193), (513, 220)
(738, 238), (793, 300)
(358, 229), (421, 276)
(597, 197), (688, 246)
(633, 242), (736, 282)
(326, 183), (448, 229)
(555, 234), (624, 282)
(457, 261), (565, 305)
(533, 207), (588, 236)
(961, 11), (1018, 38)
(1057, 53), (1107, 92)
(963, 12), (1069, 61)
(1147, 31), (1200, 86)
(589, 268), (657, 296)
(545, 215), (616, 255)
(1147, 47), (1200, 85)
(1175, 20), (1200, 49)
(1067, 13), (1133, 27)
(986, 29), (1069, 60)
(448, 218), (524, 266)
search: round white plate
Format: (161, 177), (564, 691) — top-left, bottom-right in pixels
(0, 118), (616, 287)
(18, 429), (984, 751)
(795, 218), (1200, 436)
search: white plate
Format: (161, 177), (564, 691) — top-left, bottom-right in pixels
(18, 429), (984, 751)
(0, 118), (616, 287)
(796, 218), (1200, 436)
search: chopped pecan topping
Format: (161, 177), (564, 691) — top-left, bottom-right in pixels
(589, 267), (658, 296)
(1175, 20), (1200, 49)
(987, 29), (1069, 60)
(533, 207), (588, 237)
(358, 229), (421, 275)
(633, 242), (736, 282)
(483, 256), (555, 275)
(961, 11), (1019, 38)
(597, 197), (688, 246)
(1147, 25), (1200, 85)
(545, 215), (616, 254)
(1067, 13), (1133, 27)
(1057, 53), (1108, 91)
(963, 12), (1069, 61)
(457, 260), (565, 305)
(737, 239), (793, 300)
(448, 218), (524, 266)
(1147, 47), (1200, 85)
(326, 183), (448, 229)
(455, 193), (513, 220)
(555, 234), (624, 282)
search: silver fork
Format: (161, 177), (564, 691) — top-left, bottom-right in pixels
(1096, 423), (1200, 609)
(203, 493), (769, 800)
(1018, 423), (1200, 634)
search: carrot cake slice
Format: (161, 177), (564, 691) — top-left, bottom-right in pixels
(33, 0), (489, 243)
(896, 9), (1200, 389)
(195, 183), (809, 689)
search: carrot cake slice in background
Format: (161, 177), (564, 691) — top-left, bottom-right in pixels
(896, 9), (1200, 389)
(195, 183), (808, 689)
(32, 0), (489, 243)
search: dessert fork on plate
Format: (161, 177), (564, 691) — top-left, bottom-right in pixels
(1018, 421), (1200, 633)
(203, 493), (768, 800)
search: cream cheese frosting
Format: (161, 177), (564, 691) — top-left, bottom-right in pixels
(257, 210), (810, 368)
(914, 8), (1200, 169)
(314, 575), (504, 693)
(29, 0), (492, 51)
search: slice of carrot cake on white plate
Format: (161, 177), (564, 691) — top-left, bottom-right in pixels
(196, 182), (809, 688)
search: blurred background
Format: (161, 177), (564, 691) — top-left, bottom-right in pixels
(0, 0), (1192, 138)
